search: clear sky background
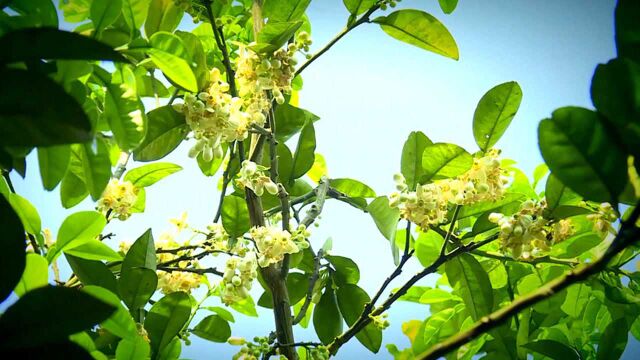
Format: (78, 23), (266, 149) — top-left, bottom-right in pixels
(10, 0), (639, 358)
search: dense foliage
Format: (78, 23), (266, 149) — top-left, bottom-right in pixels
(1, 0), (639, 359)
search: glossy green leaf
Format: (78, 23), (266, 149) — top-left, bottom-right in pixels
(401, 131), (433, 190)
(343, 0), (376, 16)
(8, 0), (58, 27)
(591, 58), (640, 156)
(445, 253), (493, 320)
(202, 306), (235, 323)
(313, 288), (343, 345)
(72, 140), (112, 201)
(255, 20), (303, 54)
(415, 230), (444, 267)
(66, 254), (119, 295)
(116, 336), (151, 360)
(124, 162), (182, 187)
(421, 143), (472, 182)
(13, 253), (48, 297)
(145, 0), (184, 37)
(175, 31), (208, 90)
(264, 0), (311, 22)
(538, 107), (627, 203)
(290, 120), (316, 180)
(373, 10), (459, 60)
(326, 255), (360, 285)
(65, 240), (123, 262)
(221, 195), (251, 238)
(258, 272), (308, 308)
(0, 69), (92, 147)
(7, 193), (41, 235)
(597, 318), (629, 360)
(133, 105), (188, 161)
(83, 285), (138, 340)
(438, 0), (459, 14)
(545, 174), (581, 216)
(122, 0), (151, 31)
(0, 28), (128, 64)
(192, 315), (231, 343)
(0, 286), (115, 350)
(148, 32), (198, 92)
(144, 292), (192, 354)
(90, 0), (123, 35)
(60, 168), (89, 209)
(522, 340), (579, 360)
(37, 145), (70, 191)
(472, 81), (523, 152)
(329, 178), (376, 198)
(418, 288), (456, 304)
(122, 229), (157, 271)
(367, 196), (400, 241)
(49, 211), (106, 262)
(274, 103), (320, 142)
(336, 284), (382, 353)
(423, 305), (463, 346)
(119, 267), (158, 311)
(615, 0), (640, 62)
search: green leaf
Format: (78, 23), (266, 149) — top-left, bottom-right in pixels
(7, 193), (41, 235)
(545, 174), (581, 215)
(60, 167), (89, 209)
(0, 28), (128, 64)
(99, 68), (147, 152)
(124, 162), (182, 187)
(367, 196), (400, 241)
(458, 192), (525, 219)
(37, 145), (70, 191)
(615, 0), (640, 62)
(49, 211), (106, 262)
(116, 336), (151, 360)
(66, 254), (119, 295)
(472, 81), (523, 152)
(90, 0), (123, 35)
(60, 0), (92, 23)
(290, 120), (316, 180)
(445, 253), (493, 320)
(560, 283), (591, 317)
(274, 103), (320, 142)
(522, 340), (579, 360)
(264, 0), (311, 22)
(373, 9), (459, 60)
(65, 240), (123, 262)
(8, 0), (58, 27)
(538, 107), (627, 203)
(254, 20), (303, 54)
(329, 178), (376, 198)
(175, 31), (209, 90)
(0, 69), (92, 147)
(145, 0), (184, 38)
(192, 315), (231, 343)
(591, 58), (640, 156)
(421, 143), (472, 182)
(438, 0), (459, 14)
(144, 292), (192, 355)
(202, 306), (235, 323)
(415, 230), (444, 267)
(336, 284), (382, 353)
(258, 272), (308, 308)
(597, 318), (629, 360)
(83, 285), (138, 340)
(229, 295), (258, 317)
(423, 305), (463, 346)
(122, 229), (157, 272)
(72, 140), (112, 201)
(13, 253), (48, 297)
(401, 131), (433, 190)
(0, 286), (115, 350)
(148, 32), (198, 92)
(119, 267), (158, 311)
(326, 255), (360, 285)
(221, 195), (251, 238)
(122, 0), (151, 32)
(313, 288), (343, 345)
(343, 0), (376, 16)
(133, 105), (188, 161)
(418, 288), (456, 304)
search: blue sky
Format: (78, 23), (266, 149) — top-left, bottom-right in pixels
(10, 0), (639, 358)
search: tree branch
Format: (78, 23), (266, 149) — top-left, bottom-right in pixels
(416, 203), (640, 360)
(157, 266), (223, 276)
(293, 248), (324, 325)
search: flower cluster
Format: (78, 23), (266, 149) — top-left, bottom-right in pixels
(369, 313), (390, 330)
(230, 336), (271, 360)
(390, 149), (508, 230)
(489, 200), (573, 259)
(97, 178), (140, 220)
(380, 0), (401, 11)
(220, 251), (258, 305)
(236, 160), (279, 196)
(586, 202), (618, 237)
(251, 225), (309, 268)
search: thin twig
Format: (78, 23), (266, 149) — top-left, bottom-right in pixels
(157, 266), (223, 276)
(293, 248), (324, 325)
